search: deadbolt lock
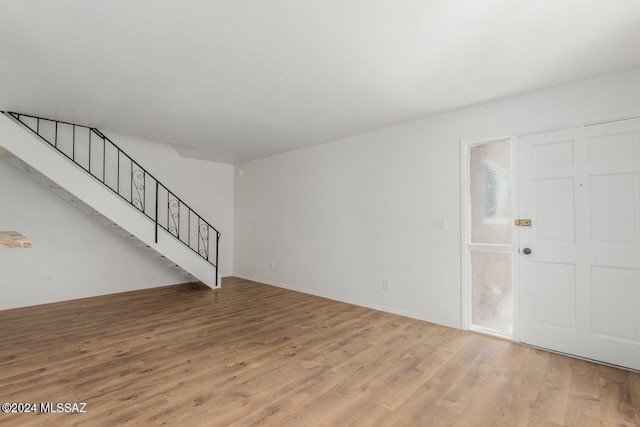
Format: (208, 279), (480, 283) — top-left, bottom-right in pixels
(515, 219), (532, 226)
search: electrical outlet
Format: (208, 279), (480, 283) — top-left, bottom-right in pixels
(382, 279), (390, 291)
(269, 262), (274, 270)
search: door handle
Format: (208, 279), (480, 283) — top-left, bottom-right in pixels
(522, 248), (532, 255)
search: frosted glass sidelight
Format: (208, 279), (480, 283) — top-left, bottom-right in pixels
(471, 250), (513, 335)
(470, 140), (511, 244)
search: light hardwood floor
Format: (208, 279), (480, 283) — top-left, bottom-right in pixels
(0, 277), (638, 426)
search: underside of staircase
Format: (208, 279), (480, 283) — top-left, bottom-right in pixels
(0, 112), (220, 288)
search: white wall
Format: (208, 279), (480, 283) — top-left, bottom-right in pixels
(105, 133), (234, 278)
(234, 67), (640, 329)
(0, 160), (186, 310)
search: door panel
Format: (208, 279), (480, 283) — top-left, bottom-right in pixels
(535, 139), (574, 166)
(534, 262), (576, 330)
(519, 118), (640, 370)
(588, 130), (640, 163)
(536, 178), (575, 242)
(591, 173), (638, 243)
(591, 266), (640, 343)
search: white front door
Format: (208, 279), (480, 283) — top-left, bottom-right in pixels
(519, 118), (640, 370)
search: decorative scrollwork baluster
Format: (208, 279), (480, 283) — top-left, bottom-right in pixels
(168, 197), (180, 237)
(131, 168), (145, 211)
(198, 223), (209, 259)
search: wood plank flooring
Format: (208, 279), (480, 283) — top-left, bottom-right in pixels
(0, 277), (638, 426)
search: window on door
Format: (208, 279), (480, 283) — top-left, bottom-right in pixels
(467, 138), (513, 337)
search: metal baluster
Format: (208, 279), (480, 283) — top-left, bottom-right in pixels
(88, 129), (92, 175)
(102, 137), (106, 183)
(216, 231), (220, 283)
(130, 159), (133, 204)
(155, 181), (159, 244)
(143, 171), (146, 215)
(117, 150), (120, 194)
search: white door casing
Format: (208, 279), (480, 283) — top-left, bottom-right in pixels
(519, 118), (640, 370)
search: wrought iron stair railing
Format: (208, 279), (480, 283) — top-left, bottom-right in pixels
(3, 111), (220, 282)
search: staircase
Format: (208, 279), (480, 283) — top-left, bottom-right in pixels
(0, 112), (221, 288)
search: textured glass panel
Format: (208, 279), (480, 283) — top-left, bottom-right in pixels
(471, 250), (512, 335)
(470, 140), (512, 244)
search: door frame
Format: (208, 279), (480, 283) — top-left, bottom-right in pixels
(460, 109), (640, 342)
(460, 136), (520, 341)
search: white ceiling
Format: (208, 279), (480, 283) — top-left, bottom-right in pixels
(1, 1), (640, 164)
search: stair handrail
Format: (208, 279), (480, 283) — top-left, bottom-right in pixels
(3, 111), (220, 283)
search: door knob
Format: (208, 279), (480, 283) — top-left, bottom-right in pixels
(522, 248), (532, 255)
